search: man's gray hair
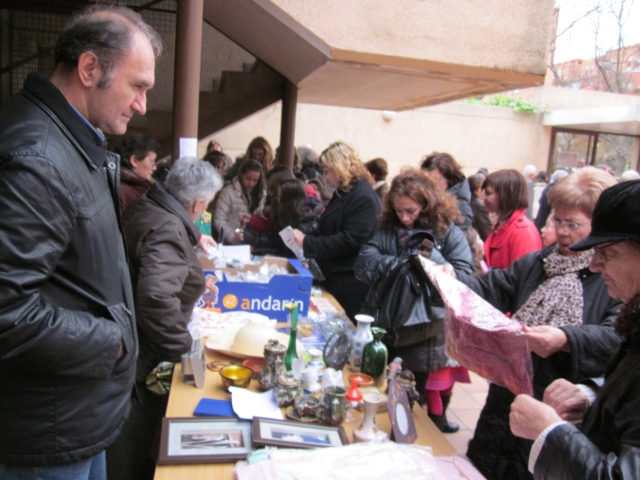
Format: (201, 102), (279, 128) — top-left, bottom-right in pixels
(523, 164), (537, 177)
(165, 158), (223, 208)
(54, 5), (162, 89)
(550, 169), (569, 184)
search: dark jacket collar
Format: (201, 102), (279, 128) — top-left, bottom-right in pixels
(146, 182), (200, 247)
(121, 168), (153, 188)
(22, 71), (108, 168)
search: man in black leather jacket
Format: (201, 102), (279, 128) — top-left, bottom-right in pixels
(0, 6), (161, 479)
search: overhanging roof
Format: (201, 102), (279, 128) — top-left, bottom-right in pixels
(204, 0), (548, 111)
(544, 105), (640, 136)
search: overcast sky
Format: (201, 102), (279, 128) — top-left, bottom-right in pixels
(554, 0), (640, 63)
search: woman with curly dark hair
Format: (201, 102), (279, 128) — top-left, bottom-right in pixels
(421, 152), (473, 227)
(355, 168), (473, 405)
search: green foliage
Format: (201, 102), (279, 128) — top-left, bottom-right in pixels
(462, 94), (548, 114)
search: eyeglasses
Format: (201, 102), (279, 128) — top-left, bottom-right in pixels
(593, 241), (621, 262)
(551, 218), (587, 231)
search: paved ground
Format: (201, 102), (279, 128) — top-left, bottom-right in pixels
(432, 371), (489, 454)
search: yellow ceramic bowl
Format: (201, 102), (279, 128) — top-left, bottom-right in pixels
(219, 365), (253, 389)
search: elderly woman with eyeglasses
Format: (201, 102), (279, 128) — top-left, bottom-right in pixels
(456, 167), (623, 480)
(509, 179), (640, 479)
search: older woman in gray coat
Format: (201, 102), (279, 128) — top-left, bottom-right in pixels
(107, 158), (222, 480)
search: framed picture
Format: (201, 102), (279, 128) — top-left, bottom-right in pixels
(387, 378), (417, 444)
(252, 417), (349, 449)
(158, 417), (253, 465)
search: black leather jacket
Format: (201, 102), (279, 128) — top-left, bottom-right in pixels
(0, 72), (137, 466)
(534, 324), (640, 479)
(355, 224), (474, 372)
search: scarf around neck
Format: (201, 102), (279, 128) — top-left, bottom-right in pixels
(513, 246), (594, 328)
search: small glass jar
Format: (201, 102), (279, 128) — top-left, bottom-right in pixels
(273, 372), (303, 407)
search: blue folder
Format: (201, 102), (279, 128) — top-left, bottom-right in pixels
(193, 398), (235, 417)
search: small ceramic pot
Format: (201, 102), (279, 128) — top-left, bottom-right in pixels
(294, 395), (321, 418)
(321, 386), (347, 426)
(273, 372), (303, 407)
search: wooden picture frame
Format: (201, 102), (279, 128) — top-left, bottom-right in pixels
(387, 378), (417, 444)
(252, 417), (349, 449)
(158, 417), (253, 465)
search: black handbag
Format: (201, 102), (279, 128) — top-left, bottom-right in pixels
(361, 232), (445, 348)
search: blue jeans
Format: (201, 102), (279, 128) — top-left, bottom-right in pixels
(0, 451), (106, 480)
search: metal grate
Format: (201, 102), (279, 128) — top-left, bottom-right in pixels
(1, 0), (178, 101)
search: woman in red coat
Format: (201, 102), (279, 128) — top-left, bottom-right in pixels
(483, 170), (541, 269)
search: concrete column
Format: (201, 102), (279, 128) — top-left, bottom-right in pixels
(279, 80), (298, 170)
(171, 0), (204, 162)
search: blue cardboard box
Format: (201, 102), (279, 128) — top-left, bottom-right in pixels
(197, 256), (313, 321)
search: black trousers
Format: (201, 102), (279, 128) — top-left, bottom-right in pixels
(106, 384), (167, 480)
(323, 272), (371, 322)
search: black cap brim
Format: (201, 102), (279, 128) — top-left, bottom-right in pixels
(569, 233), (636, 252)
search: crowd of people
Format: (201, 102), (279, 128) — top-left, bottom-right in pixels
(0, 5), (638, 480)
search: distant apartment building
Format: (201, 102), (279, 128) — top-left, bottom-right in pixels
(552, 44), (640, 94)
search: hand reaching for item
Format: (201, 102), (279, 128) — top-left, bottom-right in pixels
(543, 378), (590, 423)
(522, 325), (571, 358)
(509, 394), (563, 440)
(293, 229), (305, 248)
(198, 234), (218, 255)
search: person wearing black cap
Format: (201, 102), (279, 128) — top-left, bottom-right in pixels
(509, 179), (640, 479)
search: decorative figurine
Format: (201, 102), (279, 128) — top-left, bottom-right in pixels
(396, 370), (420, 410)
(387, 357), (403, 380)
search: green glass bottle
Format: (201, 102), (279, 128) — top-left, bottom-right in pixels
(284, 327), (298, 372)
(284, 303), (299, 371)
(361, 327), (388, 380)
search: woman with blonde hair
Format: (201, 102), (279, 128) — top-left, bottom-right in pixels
(458, 167), (622, 479)
(293, 141), (381, 320)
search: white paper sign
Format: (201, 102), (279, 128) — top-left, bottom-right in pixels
(279, 226), (304, 260)
(219, 245), (252, 263)
(179, 137), (198, 159)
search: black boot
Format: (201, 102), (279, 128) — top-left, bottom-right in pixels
(428, 412), (460, 433)
(440, 394), (459, 433)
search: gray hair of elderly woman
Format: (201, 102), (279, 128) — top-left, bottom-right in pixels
(165, 158), (223, 208)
